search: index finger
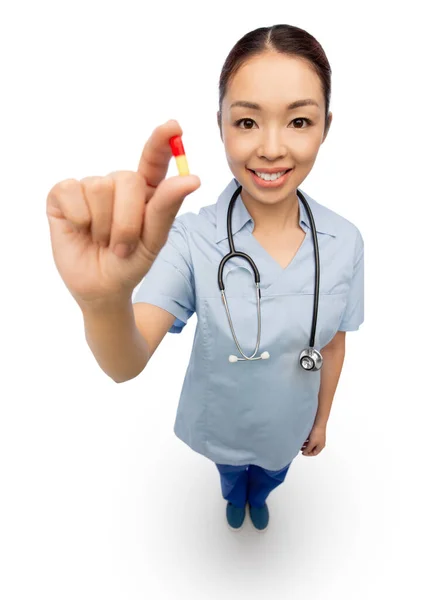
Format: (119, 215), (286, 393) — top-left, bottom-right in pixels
(137, 119), (183, 190)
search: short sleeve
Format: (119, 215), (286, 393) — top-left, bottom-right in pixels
(338, 228), (364, 332)
(132, 218), (195, 334)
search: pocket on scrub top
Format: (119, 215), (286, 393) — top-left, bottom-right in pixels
(306, 292), (347, 348)
(270, 291), (347, 350)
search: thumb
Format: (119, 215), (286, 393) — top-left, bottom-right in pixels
(142, 174), (200, 257)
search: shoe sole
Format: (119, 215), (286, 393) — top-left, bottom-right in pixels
(227, 521), (245, 532)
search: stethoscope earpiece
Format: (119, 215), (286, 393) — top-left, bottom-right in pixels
(220, 185), (322, 372)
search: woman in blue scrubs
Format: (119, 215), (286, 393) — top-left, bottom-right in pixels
(132, 25), (364, 532)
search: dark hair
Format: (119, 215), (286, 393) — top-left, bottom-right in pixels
(218, 24), (332, 135)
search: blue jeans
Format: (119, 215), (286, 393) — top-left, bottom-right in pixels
(215, 461), (292, 509)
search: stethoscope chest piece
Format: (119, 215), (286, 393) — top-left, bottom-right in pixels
(299, 348), (323, 371)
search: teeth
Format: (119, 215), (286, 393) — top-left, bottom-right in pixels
(255, 170), (287, 181)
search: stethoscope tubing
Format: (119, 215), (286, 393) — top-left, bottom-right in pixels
(217, 185), (322, 368)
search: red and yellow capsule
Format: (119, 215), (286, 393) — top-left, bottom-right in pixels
(169, 135), (190, 176)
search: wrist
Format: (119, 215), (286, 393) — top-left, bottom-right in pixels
(78, 292), (133, 317)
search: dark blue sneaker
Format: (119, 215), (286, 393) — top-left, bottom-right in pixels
(248, 502), (269, 531)
(226, 501), (246, 531)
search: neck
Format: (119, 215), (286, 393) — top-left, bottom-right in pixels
(241, 189), (300, 235)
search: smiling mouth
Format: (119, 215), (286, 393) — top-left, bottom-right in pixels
(247, 168), (292, 175)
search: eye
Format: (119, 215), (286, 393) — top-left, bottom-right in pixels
(234, 118), (256, 129)
(291, 118), (312, 129)
(233, 117), (313, 129)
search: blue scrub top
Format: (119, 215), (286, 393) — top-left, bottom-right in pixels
(132, 177), (364, 470)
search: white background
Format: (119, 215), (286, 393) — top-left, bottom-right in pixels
(1, 1), (429, 598)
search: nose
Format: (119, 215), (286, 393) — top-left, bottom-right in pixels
(257, 127), (288, 160)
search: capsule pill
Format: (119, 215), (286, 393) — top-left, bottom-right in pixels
(169, 135), (190, 176)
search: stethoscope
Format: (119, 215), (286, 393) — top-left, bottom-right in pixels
(217, 184), (323, 371)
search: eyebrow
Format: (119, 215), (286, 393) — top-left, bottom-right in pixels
(230, 99), (320, 111)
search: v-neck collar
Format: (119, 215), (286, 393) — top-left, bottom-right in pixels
(247, 225), (309, 281)
(222, 225), (309, 294)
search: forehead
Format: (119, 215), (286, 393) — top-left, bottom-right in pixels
(225, 53), (323, 108)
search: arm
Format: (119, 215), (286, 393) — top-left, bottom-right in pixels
(82, 297), (150, 384)
(82, 297), (178, 383)
(313, 331), (346, 427)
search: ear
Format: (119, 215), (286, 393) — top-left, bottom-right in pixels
(322, 112), (332, 144)
(217, 111), (223, 141)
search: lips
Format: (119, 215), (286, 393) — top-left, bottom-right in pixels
(248, 167), (294, 188)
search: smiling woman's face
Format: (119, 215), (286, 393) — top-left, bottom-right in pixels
(217, 52), (332, 208)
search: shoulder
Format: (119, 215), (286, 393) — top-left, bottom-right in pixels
(304, 192), (364, 255)
(172, 201), (217, 238)
(165, 205), (215, 264)
(314, 196), (361, 235)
